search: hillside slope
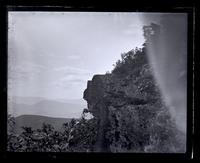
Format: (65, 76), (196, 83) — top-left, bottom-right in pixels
(9, 99), (85, 118)
(14, 115), (71, 134)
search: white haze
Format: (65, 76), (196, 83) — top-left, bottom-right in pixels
(141, 13), (187, 133)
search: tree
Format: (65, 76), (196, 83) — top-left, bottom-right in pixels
(7, 114), (16, 134)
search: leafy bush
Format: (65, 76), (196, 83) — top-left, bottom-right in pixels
(112, 47), (148, 77)
(7, 110), (98, 152)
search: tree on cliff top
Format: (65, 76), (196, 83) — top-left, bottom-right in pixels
(112, 47), (148, 76)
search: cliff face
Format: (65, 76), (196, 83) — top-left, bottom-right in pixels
(83, 49), (185, 153)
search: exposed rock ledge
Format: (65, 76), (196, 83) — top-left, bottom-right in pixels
(83, 69), (185, 152)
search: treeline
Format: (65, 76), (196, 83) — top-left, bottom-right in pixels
(7, 110), (98, 152)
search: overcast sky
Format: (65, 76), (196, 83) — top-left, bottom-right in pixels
(8, 12), (151, 100)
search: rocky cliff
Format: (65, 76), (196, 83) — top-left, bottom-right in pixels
(83, 48), (185, 153)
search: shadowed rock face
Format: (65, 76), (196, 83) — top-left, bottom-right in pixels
(83, 48), (185, 153)
(84, 75), (110, 152)
(84, 75), (106, 118)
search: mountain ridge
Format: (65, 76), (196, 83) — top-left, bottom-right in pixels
(8, 98), (85, 118)
(14, 114), (72, 134)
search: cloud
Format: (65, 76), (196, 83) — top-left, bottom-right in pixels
(8, 61), (46, 81)
(122, 23), (143, 36)
(49, 73), (88, 99)
(69, 79), (85, 83)
(59, 75), (85, 83)
(67, 55), (81, 60)
(54, 65), (92, 76)
(129, 23), (141, 28)
(51, 75), (87, 88)
(50, 66), (92, 91)
(123, 29), (137, 35)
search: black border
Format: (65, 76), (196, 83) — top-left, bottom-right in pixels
(0, 0), (196, 161)
(194, 3), (200, 161)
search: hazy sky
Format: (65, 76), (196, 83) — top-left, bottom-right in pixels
(8, 12), (149, 100)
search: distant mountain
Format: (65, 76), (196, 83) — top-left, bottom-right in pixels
(8, 97), (86, 118)
(8, 96), (46, 105)
(8, 96), (86, 106)
(55, 98), (86, 105)
(14, 115), (71, 134)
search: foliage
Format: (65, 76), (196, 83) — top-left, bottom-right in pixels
(7, 110), (98, 152)
(112, 47), (148, 77)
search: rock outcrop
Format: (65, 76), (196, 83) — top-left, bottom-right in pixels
(83, 48), (185, 153)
